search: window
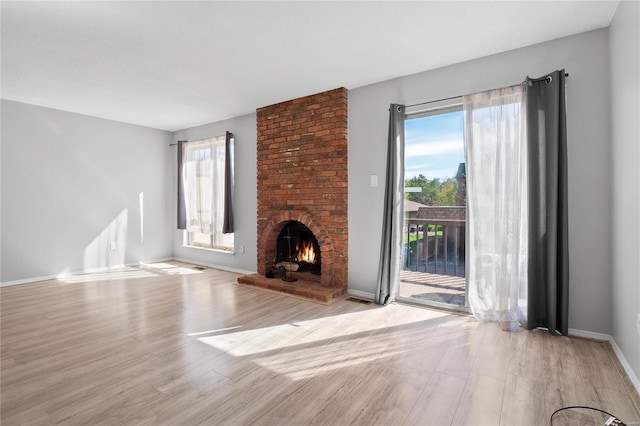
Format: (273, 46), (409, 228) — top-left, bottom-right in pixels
(180, 134), (234, 251)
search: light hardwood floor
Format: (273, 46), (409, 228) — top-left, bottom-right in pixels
(1, 262), (639, 425)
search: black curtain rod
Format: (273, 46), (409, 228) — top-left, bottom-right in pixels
(404, 73), (570, 109)
(527, 72), (570, 86)
(404, 95), (462, 109)
(169, 132), (233, 147)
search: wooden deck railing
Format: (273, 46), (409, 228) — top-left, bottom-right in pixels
(403, 218), (466, 277)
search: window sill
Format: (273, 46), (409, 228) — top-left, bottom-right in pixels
(182, 245), (235, 255)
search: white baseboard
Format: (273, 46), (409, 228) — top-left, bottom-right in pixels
(171, 257), (256, 276)
(569, 327), (640, 396)
(1, 257), (253, 286)
(1, 274), (59, 287)
(0, 257), (175, 287)
(347, 289), (376, 301)
(568, 328), (611, 342)
(609, 337), (640, 396)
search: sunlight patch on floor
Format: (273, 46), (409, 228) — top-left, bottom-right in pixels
(140, 262), (204, 275)
(57, 262), (204, 284)
(58, 267), (157, 283)
(195, 306), (454, 380)
(187, 326), (243, 337)
(253, 336), (406, 380)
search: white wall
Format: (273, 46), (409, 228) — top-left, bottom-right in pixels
(609, 0), (640, 382)
(348, 29), (613, 334)
(1, 100), (174, 283)
(171, 113), (257, 274)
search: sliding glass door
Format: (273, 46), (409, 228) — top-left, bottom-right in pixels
(398, 104), (468, 312)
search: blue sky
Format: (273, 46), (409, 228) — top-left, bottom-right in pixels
(404, 110), (465, 180)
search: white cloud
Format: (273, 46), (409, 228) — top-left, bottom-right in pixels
(404, 137), (464, 179)
(404, 137), (463, 159)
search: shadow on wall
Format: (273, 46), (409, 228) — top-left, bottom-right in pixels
(81, 192), (146, 272)
(83, 208), (128, 270)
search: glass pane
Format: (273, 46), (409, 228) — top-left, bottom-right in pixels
(400, 109), (468, 310)
(188, 231), (213, 248)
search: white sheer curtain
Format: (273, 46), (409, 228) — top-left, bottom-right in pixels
(464, 85), (528, 327)
(181, 136), (227, 237)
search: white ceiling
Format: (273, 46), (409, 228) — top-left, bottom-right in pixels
(1, 1), (619, 132)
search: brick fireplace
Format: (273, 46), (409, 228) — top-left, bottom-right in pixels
(238, 88), (348, 303)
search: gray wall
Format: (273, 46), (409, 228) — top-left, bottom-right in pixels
(171, 113), (257, 274)
(610, 0), (640, 382)
(1, 100), (174, 282)
(348, 29), (613, 335)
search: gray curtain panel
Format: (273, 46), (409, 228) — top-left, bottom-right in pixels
(376, 104), (405, 305)
(525, 70), (569, 335)
(222, 131), (234, 234)
(177, 140), (187, 230)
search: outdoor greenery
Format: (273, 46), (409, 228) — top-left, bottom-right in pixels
(405, 174), (458, 206)
(403, 227), (443, 243)
(404, 233), (422, 243)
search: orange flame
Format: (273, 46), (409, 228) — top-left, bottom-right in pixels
(296, 240), (316, 264)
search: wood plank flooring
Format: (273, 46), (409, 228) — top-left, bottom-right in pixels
(2, 261), (639, 425)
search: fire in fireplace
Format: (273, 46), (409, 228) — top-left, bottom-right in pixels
(276, 221), (321, 275)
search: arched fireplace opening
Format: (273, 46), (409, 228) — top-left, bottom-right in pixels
(276, 221), (321, 276)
